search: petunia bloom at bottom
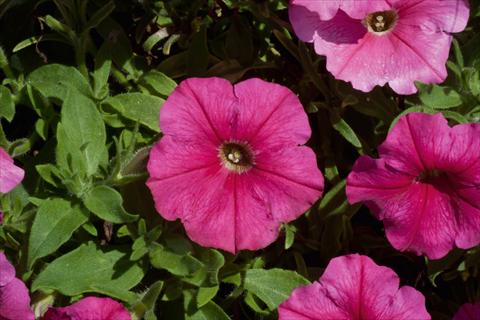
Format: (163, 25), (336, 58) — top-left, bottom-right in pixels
(453, 303), (480, 320)
(43, 296), (131, 320)
(0, 252), (35, 320)
(347, 112), (480, 259)
(278, 254), (430, 320)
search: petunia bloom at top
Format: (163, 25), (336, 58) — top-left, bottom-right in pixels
(289, 0), (470, 95)
(347, 112), (480, 259)
(147, 77), (324, 253)
(0, 252), (35, 320)
(43, 296), (131, 320)
(0, 147), (24, 193)
(453, 303), (480, 320)
(279, 254), (430, 319)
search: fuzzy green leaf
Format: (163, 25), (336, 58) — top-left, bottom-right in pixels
(83, 185), (138, 223)
(244, 268), (310, 311)
(28, 198), (89, 269)
(32, 242), (145, 302)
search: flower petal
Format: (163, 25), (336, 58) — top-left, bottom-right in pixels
(279, 254), (430, 319)
(279, 281), (348, 320)
(395, 0), (469, 33)
(159, 77), (237, 145)
(378, 286), (431, 320)
(383, 182), (457, 259)
(0, 252), (15, 286)
(444, 123), (480, 183)
(453, 303), (480, 320)
(147, 136), (219, 192)
(338, 1), (392, 19)
(0, 148), (25, 193)
(232, 147), (323, 251)
(0, 278), (35, 320)
(147, 139), (236, 252)
(289, 0), (342, 21)
(318, 254), (402, 318)
(43, 297), (131, 320)
(232, 78), (311, 148)
(319, 24), (450, 95)
(379, 113), (451, 175)
(346, 156), (413, 219)
(289, 1), (390, 21)
(453, 186), (480, 250)
(303, 9), (367, 46)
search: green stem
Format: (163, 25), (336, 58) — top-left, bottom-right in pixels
(75, 38), (89, 78)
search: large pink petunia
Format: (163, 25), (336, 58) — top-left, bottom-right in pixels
(289, 0), (470, 94)
(347, 112), (480, 259)
(43, 296), (131, 320)
(278, 254), (430, 320)
(146, 77), (324, 253)
(454, 303), (480, 320)
(0, 147), (24, 193)
(0, 252), (35, 320)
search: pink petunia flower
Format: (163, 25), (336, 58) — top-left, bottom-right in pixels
(0, 252), (35, 320)
(146, 77), (324, 253)
(346, 112), (480, 259)
(43, 296), (131, 320)
(289, 0), (470, 94)
(454, 303), (480, 320)
(279, 254), (430, 320)
(0, 147), (24, 193)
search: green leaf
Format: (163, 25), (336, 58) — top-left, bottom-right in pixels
(83, 185), (138, 223)
(189, 301), (230, 320)
(138, 70), (177, 98)
(244, 268), (310, 311)
(427, 249), (464, 285)
(388, 105), (435, 132)
(83, 0), (115, 32)
(225, 16), (254, 65)
(187, 26), (209, 76)
(55, 122), (88, 180)
(158, 51), (187, 78)
(143, 28), (169, 53)
(330, 110), (363, 151)
(92, 41), (112, 100)
(149, 243), (203, 276)
(452, 38), (464, 69)
(60, 89), (107, 176)
(28, 198), (89, 269)
(42, 15), (76, 41)
(184, 248), (225, 287)
(284, 224), (296, 250)
(133, 280), (164, 320)
(12, 34), (68, 53)
(196, 286), (219, 308)
(417, 83), (462, 109)
(466, 68), (480, 96)
(273, 29), (300, 62)
(0, 85), (15, 121)
(28, 64), (92, 101)
(32, 242), (145, 302)
(442, 110), (468, 124)
(103, 93), (164, 132)
(35, 164), (64, 187)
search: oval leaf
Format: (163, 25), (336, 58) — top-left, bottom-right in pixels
(83, 185), (138, 223)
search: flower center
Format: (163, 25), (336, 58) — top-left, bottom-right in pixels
(364, 10), (398, 35)
(219, 142), (254, 173)
(416, 169), (446, 183)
